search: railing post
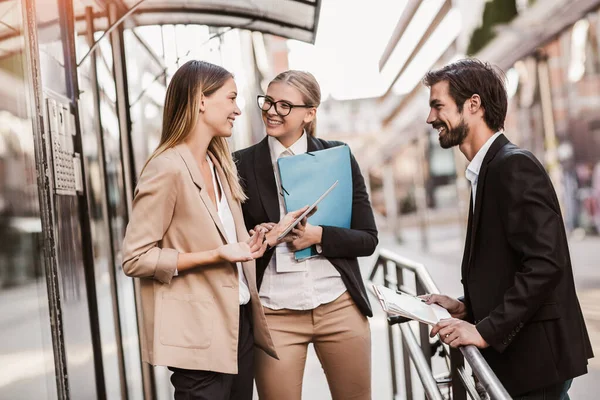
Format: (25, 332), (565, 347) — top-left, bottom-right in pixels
(369, 257), (383, 282)
(383, 261), (399, 399)
(397, 266), (412, 400)
(450, 347), (468, 400)
(415, 280), (432, 369)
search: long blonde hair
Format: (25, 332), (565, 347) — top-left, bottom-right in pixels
(144, 60), (247, 202)
(270, 70), (321, 137)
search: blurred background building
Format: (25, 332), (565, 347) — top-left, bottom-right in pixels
(0, 0), (599, 399)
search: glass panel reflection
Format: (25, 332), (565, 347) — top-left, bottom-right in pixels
(36, 1), (97, 398)
(76, 30), (123, 399)
(97, 30), (144, 400)
(0, 1), (57, 399)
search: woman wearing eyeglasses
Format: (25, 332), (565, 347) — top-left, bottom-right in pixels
(233, 71), (378, 400)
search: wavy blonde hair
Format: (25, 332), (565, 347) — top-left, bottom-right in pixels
(144, 60), (247, 202)
(270, 70), (321, 137)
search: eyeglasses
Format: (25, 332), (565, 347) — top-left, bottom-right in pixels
(257, 95), (314, 117)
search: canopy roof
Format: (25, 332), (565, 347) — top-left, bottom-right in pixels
(103, 0), (322, 43)
(0, 0), (321, 58)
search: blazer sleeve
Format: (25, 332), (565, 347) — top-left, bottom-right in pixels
(319, 151), (379, 258)
(476, 152), (566, 353)
(122, 156), (180, 284)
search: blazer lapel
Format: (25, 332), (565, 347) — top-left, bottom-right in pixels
(174, 144), (229, 243)
(468, 134), (510, 267)
(209, 151), (260, 290)
(254, 137), (280, 223)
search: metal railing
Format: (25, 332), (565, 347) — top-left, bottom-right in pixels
(369, 248), (511, 400)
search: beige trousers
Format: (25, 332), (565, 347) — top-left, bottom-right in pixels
(255, 291), (371, 400)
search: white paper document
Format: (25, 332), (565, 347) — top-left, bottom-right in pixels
(372, 284), (451, 326)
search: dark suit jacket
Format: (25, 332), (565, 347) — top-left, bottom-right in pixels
(233, 135), (377, 317)
(463, 134), (593, 396)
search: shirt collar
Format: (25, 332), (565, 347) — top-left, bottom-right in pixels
(268, 132), (308, 163)
(465, 132), (502, 183)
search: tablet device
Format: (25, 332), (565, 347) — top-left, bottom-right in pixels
(276, 180), (339, 241)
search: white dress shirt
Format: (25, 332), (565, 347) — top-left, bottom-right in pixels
(207, 156), (251, 305)
(465, 131), (502, 209)
(259, 133), (347, 310)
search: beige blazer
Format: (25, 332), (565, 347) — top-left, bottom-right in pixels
(122, 143), (277, 373)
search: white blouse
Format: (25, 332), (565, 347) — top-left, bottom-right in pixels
(259, 133), (347, 310)
(207, 156), (251, 305)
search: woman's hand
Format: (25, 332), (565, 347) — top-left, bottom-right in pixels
(246, 227), (268, 259)
(287, 223), (323, 251)
(263, 206), (316, 247)
(217, 229), (267, 263)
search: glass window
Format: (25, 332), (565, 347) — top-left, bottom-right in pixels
(0, 1), (57, 398)
(95, 28), (145, 400)
(76, 27), (123, 399)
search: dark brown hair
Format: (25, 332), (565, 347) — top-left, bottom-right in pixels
(423, 58), (508, 132)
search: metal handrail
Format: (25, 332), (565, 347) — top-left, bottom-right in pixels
(370, 248), (511, 400)
(399, 323), (444, 400)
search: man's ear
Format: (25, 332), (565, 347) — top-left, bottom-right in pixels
(303, 107), (316, 124)
(468, 94), (482, 114)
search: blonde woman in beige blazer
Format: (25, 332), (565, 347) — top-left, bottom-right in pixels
(122, 60), (309, 400)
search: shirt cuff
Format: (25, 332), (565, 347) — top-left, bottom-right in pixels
(174, 268), (178, 276)
(315, 244), (323, 254)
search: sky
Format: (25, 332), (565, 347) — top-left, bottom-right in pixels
(287, 0), (462, 101)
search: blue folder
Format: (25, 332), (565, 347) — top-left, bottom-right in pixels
(277, 145), (353, 260)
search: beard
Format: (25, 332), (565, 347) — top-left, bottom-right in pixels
(434, 118), (469, 149)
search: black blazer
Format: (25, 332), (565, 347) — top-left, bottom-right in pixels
(463, 134), (593, 396)
(233, 135), (378, 317)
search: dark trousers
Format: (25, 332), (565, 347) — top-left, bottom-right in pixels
(513, 379), (573, 400)
(168, 303), (254, 400)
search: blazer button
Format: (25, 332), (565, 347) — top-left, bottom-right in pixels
(519, 322), (524, 328)
(502, 339), (508, 345)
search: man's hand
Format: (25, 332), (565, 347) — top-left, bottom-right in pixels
(421, 294), (468, 320)
(430, 318), (489, 349)
(288, 223), (323, 251)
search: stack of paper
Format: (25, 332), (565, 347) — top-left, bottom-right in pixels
(372, 284), (451, 326)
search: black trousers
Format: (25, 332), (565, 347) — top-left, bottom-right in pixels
(168, 303), (254, 400)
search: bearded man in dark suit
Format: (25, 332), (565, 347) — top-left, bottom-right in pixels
(422, 59), (593, 399)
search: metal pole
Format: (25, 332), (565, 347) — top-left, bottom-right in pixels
(84, 7), (129, 400)
(383, 261), (399, 399)
(22, 0), (70, 398)
(416, 280), (432, 369)
(399, 324), (444, 400)
(460, 345), (511, 399)
(450, 347), (468, 400)
(397, 267), (413, 400)
(108, 3), (154, 400)
(60, 0), (107, 397)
